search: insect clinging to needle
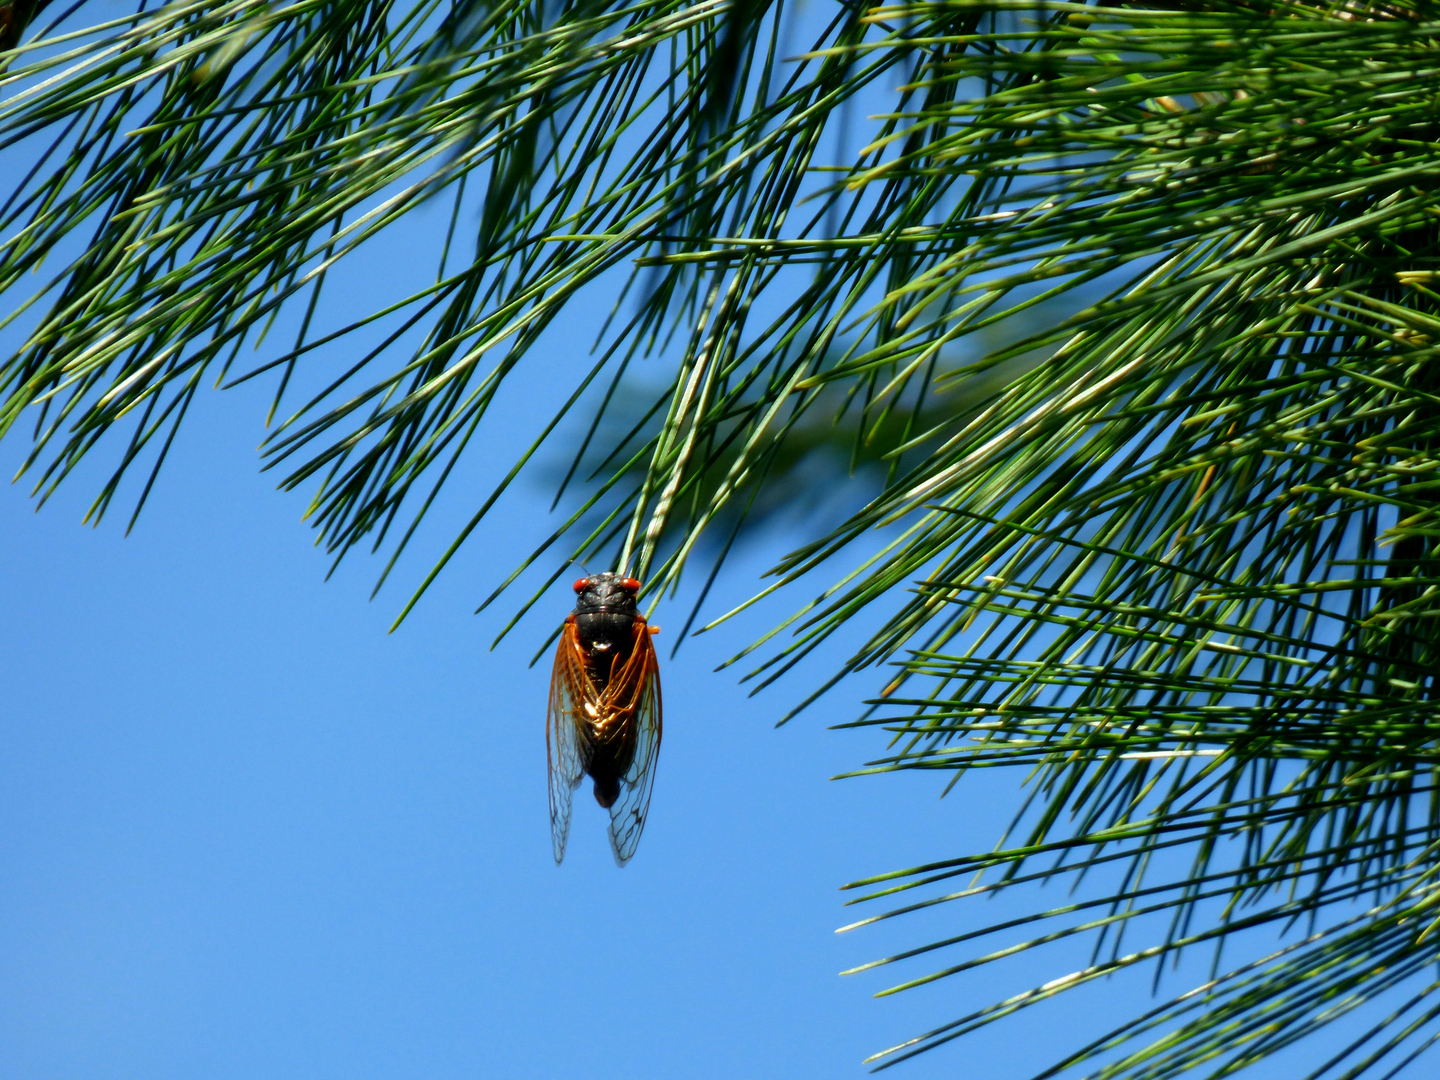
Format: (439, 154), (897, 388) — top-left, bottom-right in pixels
(547, 572), (662, 866)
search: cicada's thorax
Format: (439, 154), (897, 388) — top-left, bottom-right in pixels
(573, 572), (639, 693)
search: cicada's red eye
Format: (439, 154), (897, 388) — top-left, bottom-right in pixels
(573, 578), (589, 593)
(620, 577), (641, 593)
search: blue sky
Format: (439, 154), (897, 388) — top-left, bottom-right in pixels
(6, 366), (1428, 1079)
(1, 225), (1419, 1080)
(0, 362), (1114, 1080)
(0, 66), (1075, 1070)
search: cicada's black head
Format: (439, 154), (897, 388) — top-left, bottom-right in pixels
(572, 571), (641, 617)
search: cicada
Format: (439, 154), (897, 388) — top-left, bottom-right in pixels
(548, 572), (662, 866)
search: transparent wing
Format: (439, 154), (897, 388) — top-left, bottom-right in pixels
(547, 618), (590, 865)
(606, 621), (663, 867)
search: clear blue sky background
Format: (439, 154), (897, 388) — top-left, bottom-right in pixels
(0, 187), (1045, 1078)
(0, 356), (1114, 1080)
(0, 204), (1158, 1076)
(0, 99), (1419, 1080)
